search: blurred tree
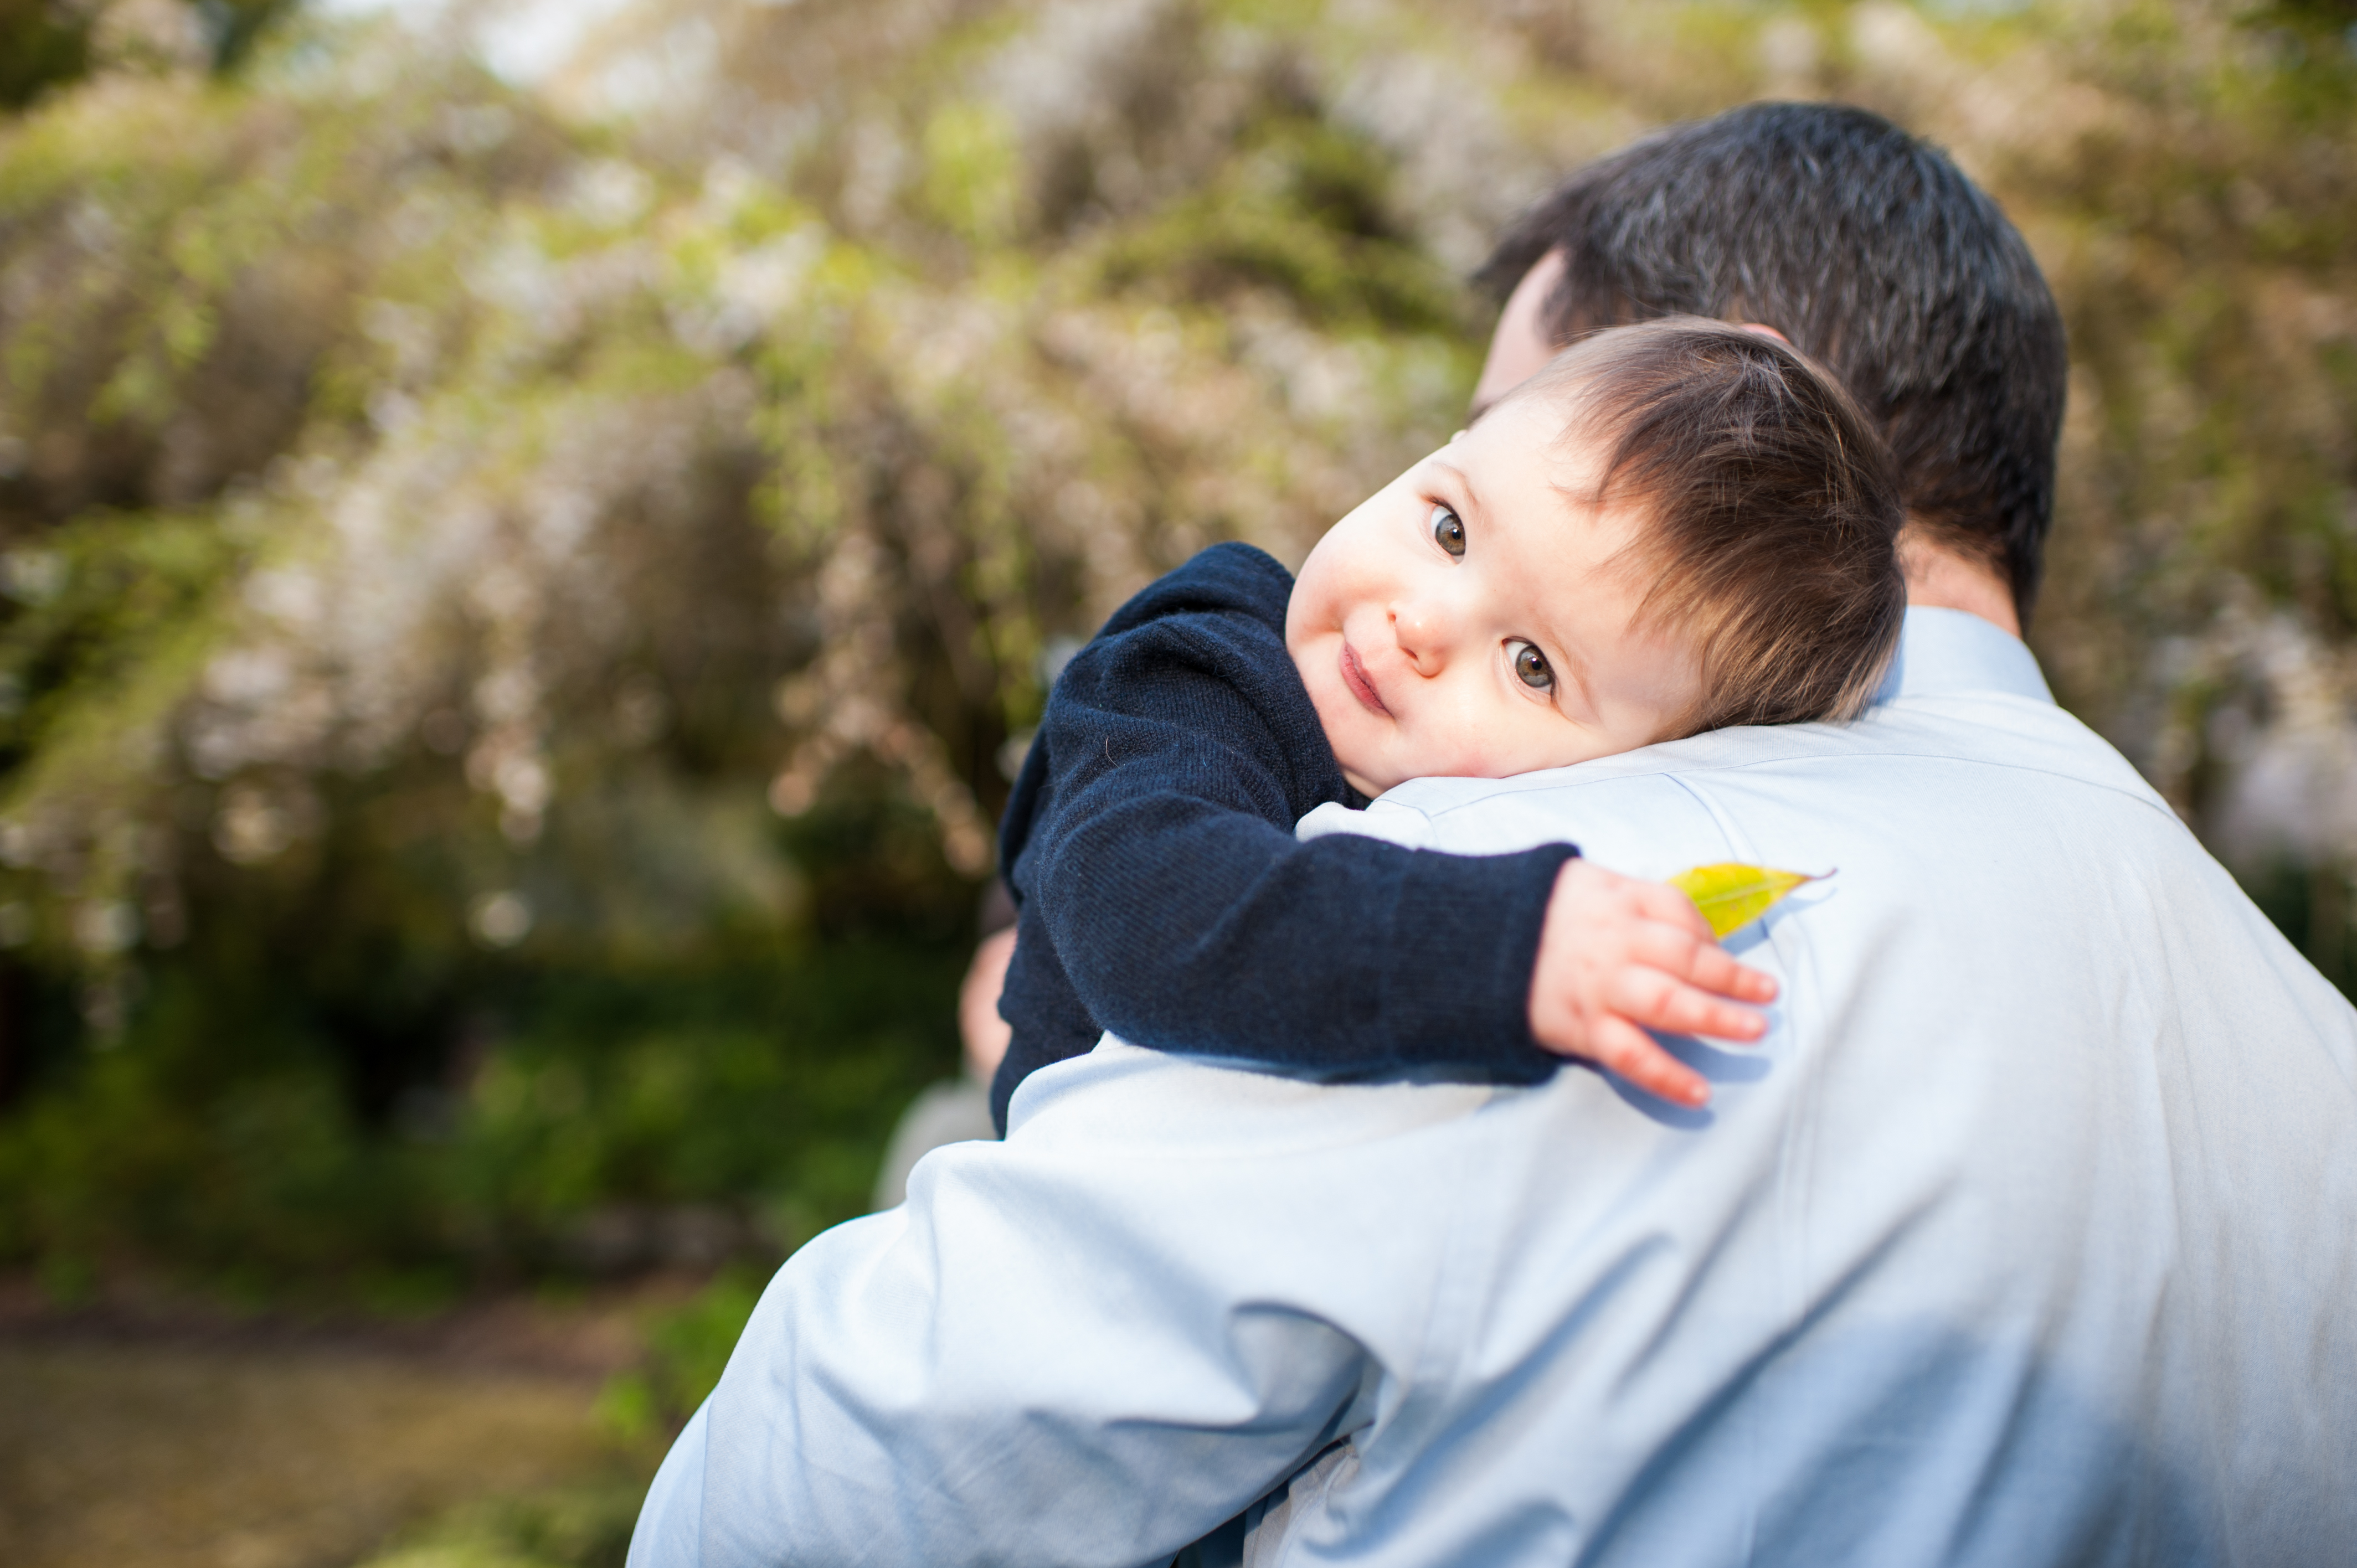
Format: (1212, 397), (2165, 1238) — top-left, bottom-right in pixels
(189, 0), (301, 70)
(1, 0), (304, 109)
(0, 0), (2350, 1296)
(0, 2), (92, 112)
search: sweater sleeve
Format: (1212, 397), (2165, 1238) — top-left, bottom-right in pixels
(1001, 548), (1573, 1118)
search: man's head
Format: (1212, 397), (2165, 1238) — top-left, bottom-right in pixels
(1288, 319), (1903, 797)
(1471, 102), (2065, 621)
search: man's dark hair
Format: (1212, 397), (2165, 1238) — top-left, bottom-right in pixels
(1505, 318), (1906, 731)
(1478, 102), (2066, 618)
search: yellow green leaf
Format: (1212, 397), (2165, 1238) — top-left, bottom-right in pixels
(1668, 863), (1830, 939)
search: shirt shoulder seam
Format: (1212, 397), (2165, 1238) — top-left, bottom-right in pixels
(1412, 751), (2174, 824)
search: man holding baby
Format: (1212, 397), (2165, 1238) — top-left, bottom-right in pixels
(631, 104), (2357, 1567)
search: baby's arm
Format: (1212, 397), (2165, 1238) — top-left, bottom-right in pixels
(998, 547), (1574, 1112)
(1527, 861), (1777, 1108)
(1003, 544), (1771, 1117)
(1015, 727), (1576, 1079)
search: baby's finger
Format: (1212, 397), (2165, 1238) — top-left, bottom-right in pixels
(1681, 938), (1779, 1003)
(1635, 880), (1716, 941)
(1587, 1014), (1711, 1107)
(1608, 967), (1769, 1043)
(1628, 923), (1779, 1003)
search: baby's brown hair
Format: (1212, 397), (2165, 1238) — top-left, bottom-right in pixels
(1501, 317), (1906, 733)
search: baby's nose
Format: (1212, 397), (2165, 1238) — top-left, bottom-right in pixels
(1391, 597), (1461, 675)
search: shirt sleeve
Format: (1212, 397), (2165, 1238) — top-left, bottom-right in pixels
(625, 1401), (709, 1568)
(638, 1050), (1414, 1567)
(1009, 584), (1575, 1092)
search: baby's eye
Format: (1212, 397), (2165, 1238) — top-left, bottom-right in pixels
(1430, 504), (1466, 559)
(1510, 641), (1555, 693)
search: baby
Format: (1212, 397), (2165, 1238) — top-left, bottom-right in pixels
(991, 318), (1903, 1127)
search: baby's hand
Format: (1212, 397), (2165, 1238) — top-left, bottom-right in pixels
(1527, 859), (1778, 1108)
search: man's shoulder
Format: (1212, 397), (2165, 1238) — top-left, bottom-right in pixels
(1332, 692), (2172, 860)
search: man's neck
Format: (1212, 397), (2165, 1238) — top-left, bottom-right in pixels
(1901, 532), (2020, 639)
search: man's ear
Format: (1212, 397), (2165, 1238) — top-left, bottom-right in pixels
(1469, 247), (1566, 417)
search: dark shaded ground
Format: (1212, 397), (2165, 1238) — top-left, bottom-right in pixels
(0, 1281), (673, 1568)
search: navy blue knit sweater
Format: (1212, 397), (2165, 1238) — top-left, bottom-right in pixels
(991, 542), (1578, 1131)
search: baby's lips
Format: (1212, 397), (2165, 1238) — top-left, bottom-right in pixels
(1339, 641), (1392, 717)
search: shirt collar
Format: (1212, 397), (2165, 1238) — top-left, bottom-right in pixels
(1878, 606), (2055, 705)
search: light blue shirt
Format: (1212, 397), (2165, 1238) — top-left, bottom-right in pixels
(631, 609), (2357, 1567)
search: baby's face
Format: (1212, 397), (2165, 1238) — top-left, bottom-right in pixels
(1286, 398), (1702, 797)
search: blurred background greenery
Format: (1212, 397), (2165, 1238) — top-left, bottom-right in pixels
(0, 0), (2351, 1562)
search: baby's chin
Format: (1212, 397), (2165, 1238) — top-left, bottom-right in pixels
(1318, 726), (1395, 797)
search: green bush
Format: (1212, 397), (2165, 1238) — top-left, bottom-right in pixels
(594, 1266), (769, 1442)
(359, 1481), (649, 1568)
(0, 932), (963, 1296)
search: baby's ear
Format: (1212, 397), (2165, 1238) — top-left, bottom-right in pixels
(1449, 429), (1468, 443)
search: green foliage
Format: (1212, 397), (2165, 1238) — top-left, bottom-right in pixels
(0, 936), (961, 1291)
(0, 1024), (430, 1287)
(192, 1), (302, 71)
(358, 1481), (647, 1568)
(0, 1), (306, 106)
(0, 0), (2352, 1303)
(1095, 118), (1464, 332)
(0, 2), (91, 112)
(0, 508), (239, 806)
(595, 1266), (766, 1441)
(920, 101), (1024, 245)
(444, 942), (964, 1244)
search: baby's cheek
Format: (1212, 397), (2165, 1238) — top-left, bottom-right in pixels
(1411, 728), (1520, 781)
(1440, 725), (1594, 780)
